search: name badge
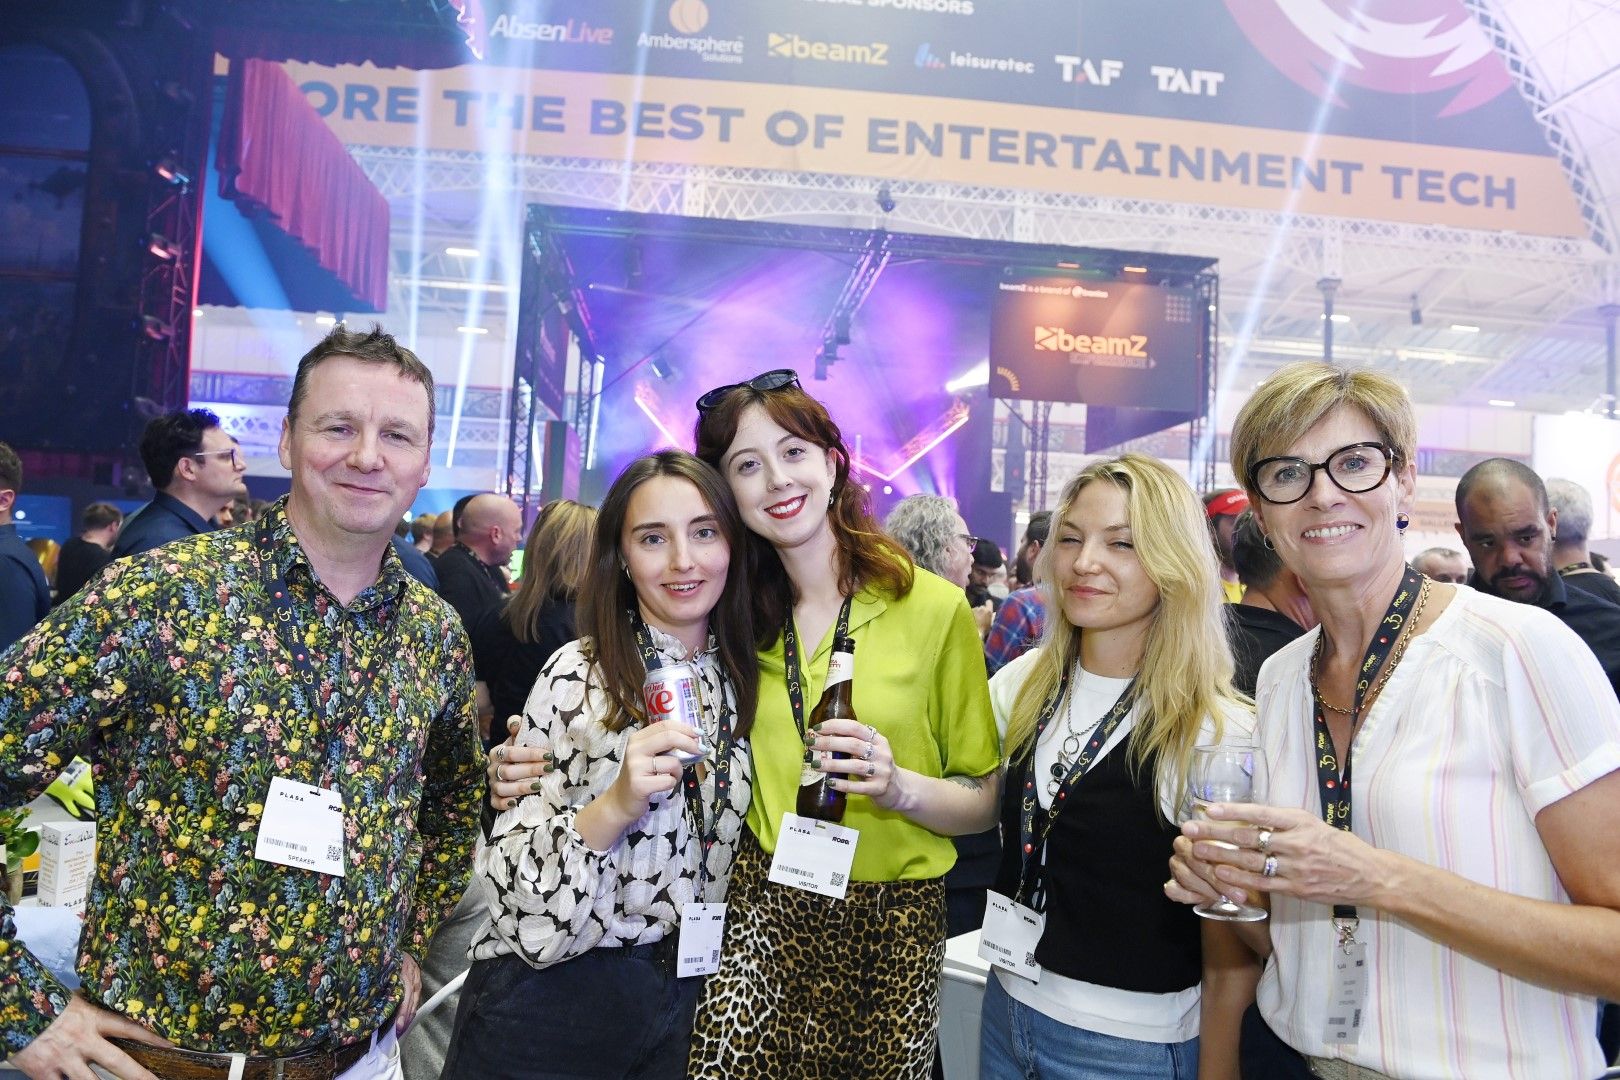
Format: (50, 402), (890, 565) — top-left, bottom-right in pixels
(254, 776), (345, 877)
(767, 813), (858, 900)
(1321, 940), (1368, 1045)
(676, 902), (726, 978)
(978, 892), (1044, 982)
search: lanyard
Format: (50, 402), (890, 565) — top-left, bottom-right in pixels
(1013, 662), (1136, 910)
(631, 613), (735, 899)
(256, 520), (402, 787)
(1310, 564), (1423, 942)
(781, 596), (855, 742)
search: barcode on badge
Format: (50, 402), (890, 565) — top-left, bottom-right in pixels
(782, 866), (811, 878)
(263, 837), (309, 853)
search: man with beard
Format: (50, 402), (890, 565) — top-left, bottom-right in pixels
(1455, 457), (1620, 699)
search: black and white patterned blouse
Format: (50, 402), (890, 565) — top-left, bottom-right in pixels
(471, 628), (752, 968)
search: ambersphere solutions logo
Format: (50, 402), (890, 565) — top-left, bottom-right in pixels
(669, 0), (708, 33)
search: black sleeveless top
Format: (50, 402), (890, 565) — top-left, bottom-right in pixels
(993, 730), (1202, 993)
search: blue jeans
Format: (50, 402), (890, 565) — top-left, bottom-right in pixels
(979, 973), (1199, 1080)
(440, 945), (701, 1080)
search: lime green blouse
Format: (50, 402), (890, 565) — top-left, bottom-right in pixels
(746, 568), (1001, 881)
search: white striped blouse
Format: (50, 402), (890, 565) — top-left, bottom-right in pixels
(1254, 584), (1619, 1080)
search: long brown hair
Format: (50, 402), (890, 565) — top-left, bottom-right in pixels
(693, 379), (913, 648)
(579, 450), (758, 737)
(501, 499), (596, 644)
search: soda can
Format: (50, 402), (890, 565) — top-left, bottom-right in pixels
(642, 662), (713, 765)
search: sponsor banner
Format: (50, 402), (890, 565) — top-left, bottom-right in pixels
(988, 277), (1202, 410)
(289, 63), (1584, 235)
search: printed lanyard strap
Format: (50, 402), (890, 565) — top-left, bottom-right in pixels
(1014, 663), (1136, 910)
(1310, 564), (1423, 938)
(631, 612), (735, 899)
(780, 596), (855, 741)
(256, 520), (400, 785)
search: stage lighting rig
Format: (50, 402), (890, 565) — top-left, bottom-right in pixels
(1410, 294), (1422, 326)
(648, 356), (674, 380)
(815, 338), (838, 380)
(145, 233), (181, 260)
(875, 183), (896, 214)
(153, 155), (191, 189)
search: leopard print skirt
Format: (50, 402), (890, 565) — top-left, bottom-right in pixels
(687, 830), (946, 1079)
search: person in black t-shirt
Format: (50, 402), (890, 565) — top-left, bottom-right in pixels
(1226, 510), (1317, 695)
(53, 502), (123, 606)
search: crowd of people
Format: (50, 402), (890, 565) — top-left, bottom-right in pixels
(1, 332), (1619, 1080)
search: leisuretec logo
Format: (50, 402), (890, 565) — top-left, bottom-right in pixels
(917, 43), (1034, 74)
(1055, 55), (1122, 85)
(767, 32), (890, 65)
(1034, 326), (1150, 358)
(639, 0), (745, 63)
(488, 14), (614, 44)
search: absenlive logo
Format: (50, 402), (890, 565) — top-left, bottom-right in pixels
(767, 32), (890, 65)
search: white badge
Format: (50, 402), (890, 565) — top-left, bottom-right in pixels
(767, 812), (859, 900)
(676, 902), (726, 978)
(254, 776), (346, 877)
(978, 892), (1045, 982)
(1321, 940), (1368, 1045)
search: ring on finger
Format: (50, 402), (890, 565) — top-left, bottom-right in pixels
(862, 742), (875, 761)
(495, 764), (506, 783)
(1256, 827), (1273, 852)
(865, 724), (877, 742)
(865, 761), (877, 778)
(1262, 854), (1279, 878)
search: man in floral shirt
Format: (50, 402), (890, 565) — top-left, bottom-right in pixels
(0, 325), (485, 1079)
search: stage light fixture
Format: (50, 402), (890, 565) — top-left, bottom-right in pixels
(648, 356), (674, 380)
(815, 338), (838, 380)
(141, 315), (173, 340)
(1450, 323), (1481, 333)
(445, 246), (480, 259)
(1409, 294), (1422, 326)
(145, 233), (181, 260)
(834, 312), (852, 345)
(875, 183), (896, 214)
(153, 155), (191, 188)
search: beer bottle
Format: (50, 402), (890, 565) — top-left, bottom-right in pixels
(797, 635), (857, 823)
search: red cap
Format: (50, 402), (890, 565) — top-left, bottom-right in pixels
(1205, 489), (1249, 519)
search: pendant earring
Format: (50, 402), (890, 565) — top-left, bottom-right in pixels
(1396, 512), (1410, 532)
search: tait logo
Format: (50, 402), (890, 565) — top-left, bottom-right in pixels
(1034, 326), (1147, 357)
(1055, 55), (1122, 85)
(767, 32), (890, 65)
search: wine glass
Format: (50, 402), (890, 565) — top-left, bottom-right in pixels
(1185, 744), (1269, 923)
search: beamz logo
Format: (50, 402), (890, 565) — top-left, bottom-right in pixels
(1034, 326), (1148, 357)
(767, 32), (889, 65)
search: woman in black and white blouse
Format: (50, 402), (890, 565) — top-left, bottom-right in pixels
(441, 450), (759, 1080)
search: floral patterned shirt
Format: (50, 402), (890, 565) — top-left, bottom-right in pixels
(0, 499), (485, 1055)
(471, 629), (751, 968)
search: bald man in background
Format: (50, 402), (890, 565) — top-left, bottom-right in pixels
(434, 493), (522, 625)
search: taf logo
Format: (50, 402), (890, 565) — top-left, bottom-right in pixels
(914, 43), (945, 69)
(1055, 55), (1122, 85)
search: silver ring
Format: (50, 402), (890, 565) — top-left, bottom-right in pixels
(865, 724), (877, 741)
(1262, 855), (1279, 878)
(495, 764), (506, 783)
(1257, 828), (1273, 852)
(865, 761), (877, 778)
(862, 742), (875, 761)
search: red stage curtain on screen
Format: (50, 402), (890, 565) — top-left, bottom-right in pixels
(217, 59), (390, 312)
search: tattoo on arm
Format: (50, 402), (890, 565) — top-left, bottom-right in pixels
(946, 775), (983, 790)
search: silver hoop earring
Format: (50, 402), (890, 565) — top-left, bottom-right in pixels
(1261, 534), (1274, 551)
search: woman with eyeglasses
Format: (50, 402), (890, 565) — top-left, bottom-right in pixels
(683, 369), (1000, 1078)
(1167, 362), (1620, 1080)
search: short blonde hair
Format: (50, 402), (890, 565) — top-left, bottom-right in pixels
(1230, 362), (1416, 501)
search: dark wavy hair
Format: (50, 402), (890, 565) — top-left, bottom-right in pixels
(693, 379), (913, 648)
(138, 408), (221, 489)
(579, 450), (758, 738)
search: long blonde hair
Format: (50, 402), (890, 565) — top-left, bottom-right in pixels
(1005, 455), (1243, 815)
(501, 499), (596, 645)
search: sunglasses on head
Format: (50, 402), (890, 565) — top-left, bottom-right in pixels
(695, 369), (801, 413)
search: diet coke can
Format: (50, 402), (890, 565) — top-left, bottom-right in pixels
(642, 662), (713, 765)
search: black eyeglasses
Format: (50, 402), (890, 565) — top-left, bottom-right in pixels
(960, 533), (985, 550)
(695, 369), (801, 413)
(1248, 442), (1395, 505)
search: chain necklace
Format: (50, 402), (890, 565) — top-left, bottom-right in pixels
(1311, 575), (1432, 719)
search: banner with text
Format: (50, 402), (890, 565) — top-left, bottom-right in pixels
(989, 277), (1202, 410)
